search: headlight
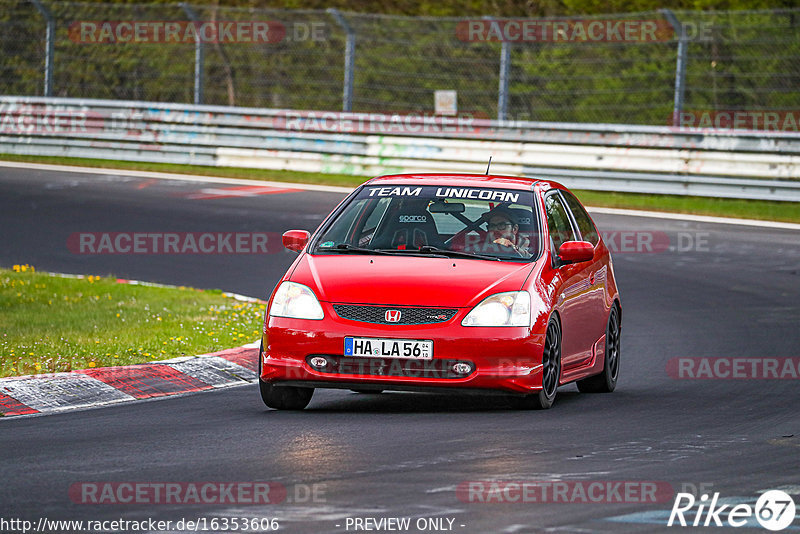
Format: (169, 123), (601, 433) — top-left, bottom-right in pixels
(462, 291), (530, 327)
(269, 282), (324, 320)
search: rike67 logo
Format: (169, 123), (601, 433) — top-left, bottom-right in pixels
(668, 490), (796, 531)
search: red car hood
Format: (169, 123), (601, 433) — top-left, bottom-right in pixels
(289, 254), (535, 307)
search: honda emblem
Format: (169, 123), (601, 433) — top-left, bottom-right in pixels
(384, 310), (402, 323)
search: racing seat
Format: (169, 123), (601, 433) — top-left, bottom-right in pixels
(370, 203), (443, 250)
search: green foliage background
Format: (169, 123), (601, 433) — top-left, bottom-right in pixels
(1, 0), (798, 125)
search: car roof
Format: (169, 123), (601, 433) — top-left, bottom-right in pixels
(366, 173), (564, 192)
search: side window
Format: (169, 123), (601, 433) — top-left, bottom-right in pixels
(544, 193), (577, 252)
(560, 191), (599, 246)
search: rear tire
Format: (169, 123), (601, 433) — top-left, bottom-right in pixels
(513, 318), (561, 410)
(577, 304), (620, 393)
(258, 341), (314, 410)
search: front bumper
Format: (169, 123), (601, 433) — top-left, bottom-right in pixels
(261, 306), (547, 395)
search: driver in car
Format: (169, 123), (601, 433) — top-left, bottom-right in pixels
(486, 209), (531, 258)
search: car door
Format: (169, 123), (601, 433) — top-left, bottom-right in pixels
(544, 191), (592, 370)
(560, 190), (608, 359)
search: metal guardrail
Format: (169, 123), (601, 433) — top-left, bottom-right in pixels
(1, 96), (799, 202)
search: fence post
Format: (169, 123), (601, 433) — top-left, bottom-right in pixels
(660, 9), (688, 127)
(328, 8), (355, 112)
(180, 3), (205, 105)
(29, 0), (54, 97)
(498, 41), (511, 122)
(483, 17), (510, 122)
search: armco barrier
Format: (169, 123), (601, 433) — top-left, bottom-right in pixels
(1, 96), (799, 201)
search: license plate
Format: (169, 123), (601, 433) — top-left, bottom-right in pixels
(344, 337), (433, 360)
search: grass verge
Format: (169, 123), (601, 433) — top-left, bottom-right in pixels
(1, 154), (798, 223)
(0, 265), (264, 378)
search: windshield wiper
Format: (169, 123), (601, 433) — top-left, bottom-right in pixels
(317, 244), (397, 255)
(417, 246), (502, 261)
(373, 247), (448, 258)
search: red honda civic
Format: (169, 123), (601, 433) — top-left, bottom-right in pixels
(259, 173), (621, 410)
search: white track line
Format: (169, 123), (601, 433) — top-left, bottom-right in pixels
(2, 160), (798, 229)
(0, 160), (354, 193)
(587, 207), (800, 230)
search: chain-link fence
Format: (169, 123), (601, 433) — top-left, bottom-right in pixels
(1, 1), (799, 126)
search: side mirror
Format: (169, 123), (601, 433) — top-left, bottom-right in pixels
(558, 241), (594, 263)
(282, 230), (310, 253)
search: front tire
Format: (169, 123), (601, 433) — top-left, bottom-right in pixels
(258, 342), (314, 410)
(513, 318), (561, 410)
(577, 304), (620, 393)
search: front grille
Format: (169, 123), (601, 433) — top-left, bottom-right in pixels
(333, 304), (457, 325)
(306, 355), (472, 379)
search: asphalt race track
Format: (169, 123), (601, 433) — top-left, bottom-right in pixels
(1, 165), (799, 533)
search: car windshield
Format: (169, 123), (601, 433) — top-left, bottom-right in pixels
(312, 184), (540, 261)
